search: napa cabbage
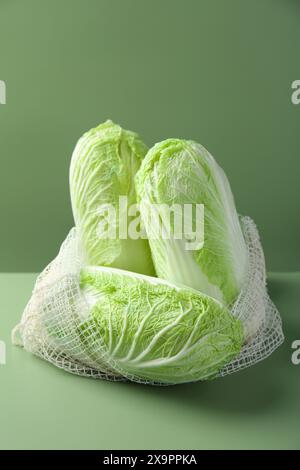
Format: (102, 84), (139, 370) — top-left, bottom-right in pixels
(79, 266), (243, 383)
(135, 139), (248, 305)
(70, 120), (155, 276)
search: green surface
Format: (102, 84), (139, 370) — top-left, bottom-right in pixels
(0, 272), (299, 450)
(1, 0), (300, 272)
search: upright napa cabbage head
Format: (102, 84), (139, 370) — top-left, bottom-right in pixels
(70, 120), (155, 276)
(135, 139), (248, 305)
(79, 266), (243, 384)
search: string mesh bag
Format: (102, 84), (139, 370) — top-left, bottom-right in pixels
(12, 216), (284, 385)
(218, 216), (284, 377)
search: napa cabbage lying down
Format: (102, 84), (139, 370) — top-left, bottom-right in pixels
(77, 266), (244, 384)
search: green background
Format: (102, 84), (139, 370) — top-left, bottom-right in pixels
(0, 272), (299, 450)
(0, 0), (299, 272)
(0, 0), (300, 451)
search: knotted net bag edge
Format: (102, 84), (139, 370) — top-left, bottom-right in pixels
(218, 216), (284, 376)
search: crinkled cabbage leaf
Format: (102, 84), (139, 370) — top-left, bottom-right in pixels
(70, 120), (155, 276)
(136, 139), (248, 305)
(80, 266), (243, 384)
